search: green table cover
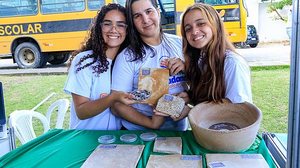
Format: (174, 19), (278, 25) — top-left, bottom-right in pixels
(0, 129), (276, 168)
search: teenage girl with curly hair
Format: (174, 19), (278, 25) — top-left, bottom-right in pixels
(64, 3), (134, 130)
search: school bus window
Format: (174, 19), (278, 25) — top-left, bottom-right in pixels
(158, 0), (174, 20)
(196, 0), (237, 5)
(0, 0), (9, 6)
(87, 0), (105, 10)
(112, 0), (126, 7)
(0, 6), (18, 17)
(223, 8), (240, 21)
(41, 0), (85, 14)
(0, 0), (37, 17)
(160, 0), (174, 12)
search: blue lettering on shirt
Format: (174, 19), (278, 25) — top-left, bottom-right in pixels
(169, 75), (185, 84)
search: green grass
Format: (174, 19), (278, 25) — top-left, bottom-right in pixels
(1, 75), (71, 139)
(0, 66), (290, 141)
(251, 65), (290, 133)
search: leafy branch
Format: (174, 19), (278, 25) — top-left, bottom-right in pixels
(268, 0), (292, 22)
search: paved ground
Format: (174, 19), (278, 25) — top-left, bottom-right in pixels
(0, 60), (68, 75)
(0, 42), (291, 75)
(237, 42), (290, 67)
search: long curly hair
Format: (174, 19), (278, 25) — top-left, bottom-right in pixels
(68, 3), (128, 75)
(181, 3), (235, 104)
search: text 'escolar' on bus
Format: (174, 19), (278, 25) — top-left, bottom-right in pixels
(0, 0), (119, 69)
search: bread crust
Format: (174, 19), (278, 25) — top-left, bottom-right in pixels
(138, 68), (169, 105)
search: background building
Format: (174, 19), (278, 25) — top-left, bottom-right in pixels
(246, 0), (290, 42)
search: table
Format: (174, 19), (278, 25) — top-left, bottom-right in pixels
(0, 128), (15, 157)
(0, 137), (10, 157)
(263, 132), (287, 168)
(0, 129), (276, 167)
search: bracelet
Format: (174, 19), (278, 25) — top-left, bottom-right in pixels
(186, 103), (194, 109)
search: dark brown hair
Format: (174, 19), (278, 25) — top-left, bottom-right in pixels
(125, 0), (162, 61)
(68, 3), (128, 75)
(181, 3), (235, 104)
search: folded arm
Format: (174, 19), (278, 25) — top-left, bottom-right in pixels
(111, 101), (165, 129)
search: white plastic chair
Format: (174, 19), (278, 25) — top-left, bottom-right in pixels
(8, 110), (50, 145)
(45, 99), (69, 129)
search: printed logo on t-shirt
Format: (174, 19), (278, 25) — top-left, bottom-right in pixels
(169, 71), (186, 95)
(159, 56), (169, 68)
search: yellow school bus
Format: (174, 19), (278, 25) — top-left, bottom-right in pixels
(158, 0), (248, 44)
(0, 0), (247, 69)
(0, 0), (117, 68)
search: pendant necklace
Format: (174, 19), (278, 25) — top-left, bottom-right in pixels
(197, 51), (206, 70)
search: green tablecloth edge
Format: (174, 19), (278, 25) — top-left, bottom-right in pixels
(0, 129), (276, 168)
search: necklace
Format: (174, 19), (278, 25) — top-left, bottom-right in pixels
(197, 51), (206, 70)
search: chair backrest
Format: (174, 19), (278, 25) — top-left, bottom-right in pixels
(8, 110), (50, 145)
(46, 99), (69, 129)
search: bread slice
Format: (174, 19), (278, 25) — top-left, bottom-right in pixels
(138, 68), (169, 105)
(156, 94), (185, 117)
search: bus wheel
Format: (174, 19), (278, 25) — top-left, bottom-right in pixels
(14, 42), (45, 68)
(48, 53), (69, 65)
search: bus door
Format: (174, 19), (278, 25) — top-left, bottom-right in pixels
(112, 0), (193, 36)
(196, 0), (248, 43)
(158, 0), (175, 34)
(158, 0), (193, 36)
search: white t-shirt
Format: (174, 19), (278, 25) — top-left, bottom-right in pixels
(224, 50), (253, 103)
(64, 50), (121, 130)
(112, 33), (188, 130)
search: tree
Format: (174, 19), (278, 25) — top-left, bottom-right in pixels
(268, 0), (292, 21)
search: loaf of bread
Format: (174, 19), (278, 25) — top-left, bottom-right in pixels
(156, 94), (185, 118)
(138, 68), (169, 105)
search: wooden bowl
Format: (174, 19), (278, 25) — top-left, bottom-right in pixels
(188, 100), (262, 152)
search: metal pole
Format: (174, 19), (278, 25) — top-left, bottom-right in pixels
(287, 0), (300, 167)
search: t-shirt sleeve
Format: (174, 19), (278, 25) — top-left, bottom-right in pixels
(224, 54), (253, 103)
(112, 50), (135, 92)
(64, 55), (92, 98)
